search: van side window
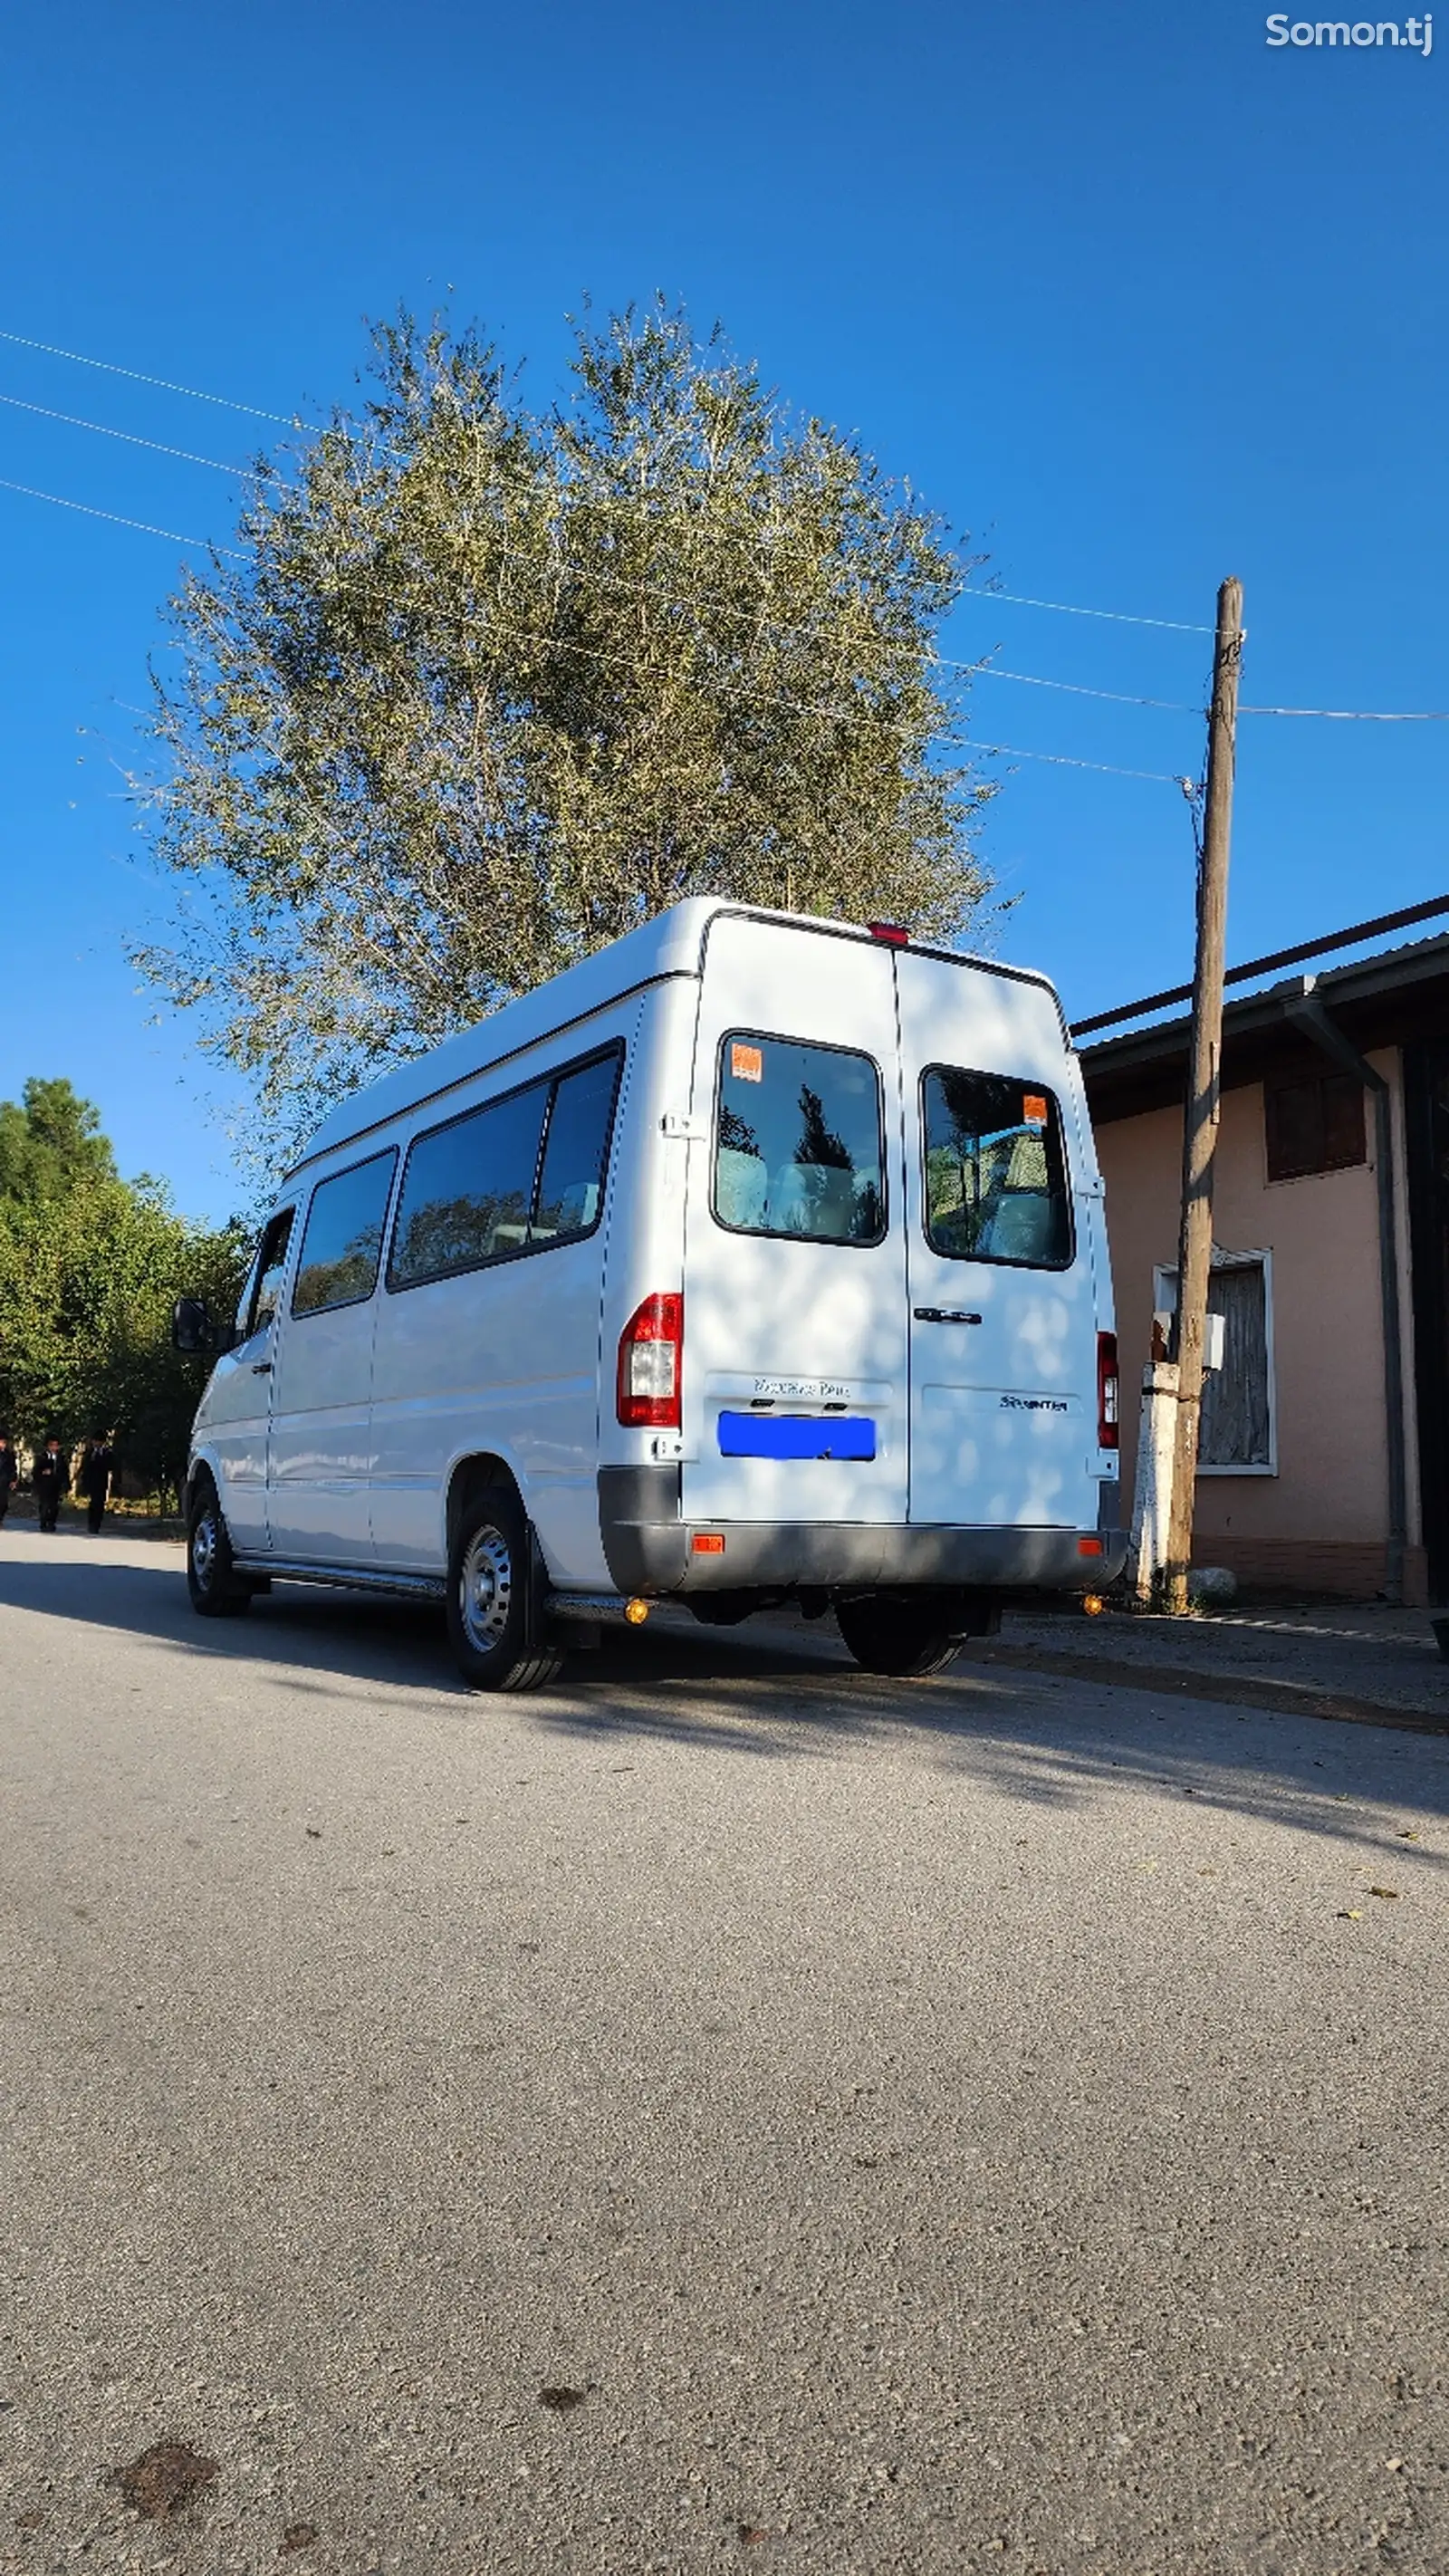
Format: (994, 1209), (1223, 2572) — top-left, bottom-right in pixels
(293, 1149), (398, 1317)
(534, 1054), (619, 1242)
(388, 1047), (622, 1290)
(246, 1208), (295, 1337)
(713, 1033), (886, 1246)
(921, 1069), (1072, 1269)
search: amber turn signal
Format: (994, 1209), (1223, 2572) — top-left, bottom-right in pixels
(624, 1598), (650, 1625)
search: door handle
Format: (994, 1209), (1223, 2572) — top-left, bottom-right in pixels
(913, 1308), (983, 1325)
(251, 1360), (273, 1375)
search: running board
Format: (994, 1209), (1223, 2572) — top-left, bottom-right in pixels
(233, 1557), (446, 1601)
(228, 1562), (645, 1624)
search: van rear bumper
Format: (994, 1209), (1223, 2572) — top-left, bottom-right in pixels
(598, 1466), (1127, 1596)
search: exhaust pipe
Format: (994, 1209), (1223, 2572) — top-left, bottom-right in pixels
(544, 1591), (652, 1629)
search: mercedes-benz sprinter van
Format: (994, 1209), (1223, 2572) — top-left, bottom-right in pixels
(175, 902), (1125, 1687)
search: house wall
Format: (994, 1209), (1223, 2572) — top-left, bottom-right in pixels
(1096, 1049), (1425, 1602)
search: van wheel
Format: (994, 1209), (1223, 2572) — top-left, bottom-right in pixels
(835, 1595), (961, 1678)
(186, 1475), (253, 1619)
(446, 1485), (563, 1693)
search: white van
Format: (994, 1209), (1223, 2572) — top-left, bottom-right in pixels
(174, 902), (1126, 1687)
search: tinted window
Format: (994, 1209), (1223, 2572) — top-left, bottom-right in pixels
(714, 1033), (885, 1245)
(1264, 1069), (1365, 1180)
(534, 1055), (620, 1241)
(922, 1069), (1071, 1268)
(246, 1208), (294, 1337)
(390, 1084), (548, 1287)
(293, 1150), (397, 1316)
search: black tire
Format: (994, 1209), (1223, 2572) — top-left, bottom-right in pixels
(835, 1594), (962, 1678)
(446, 1484), (563, 1692)
(186, 1474), (253, 1619)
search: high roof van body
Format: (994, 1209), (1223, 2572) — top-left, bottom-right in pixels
(178, 903), (1126, 1684)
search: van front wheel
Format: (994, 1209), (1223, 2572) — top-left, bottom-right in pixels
(186, 1475), (253, 1619)
(446, 1486), (563, 1693)
(835, 1595), (961, 1678)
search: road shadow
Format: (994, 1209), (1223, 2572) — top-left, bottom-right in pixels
(4, 1537), (1449, 1870)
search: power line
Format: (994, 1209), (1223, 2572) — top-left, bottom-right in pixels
(0, 389), (254, 477)
(0, 327), (301, 426)
(983, 667), (1197, 712)
(960, 588), (1211, 635)
(1242, 701), (1449, 721)
(0, 474), (239, 553)
(975, 740), (1185, 783)
(7, 351), (1441, 740)
(1, 322), (1218, 633)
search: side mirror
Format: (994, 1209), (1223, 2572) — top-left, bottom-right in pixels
(172, 1295), (211, 1354)
(171, 1296), (238, 1357)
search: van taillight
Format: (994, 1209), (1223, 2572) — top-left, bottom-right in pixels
(618, 1293), (683, 1427)
(1097, 1331), (1119, 1449)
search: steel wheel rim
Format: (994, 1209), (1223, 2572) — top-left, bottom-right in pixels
(460, 1523), (513, 1653)
(191, 1509), (218, 1591)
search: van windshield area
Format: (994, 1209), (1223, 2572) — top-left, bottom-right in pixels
(922, 1068), (1071, 1269)
(714, 1033), (886, 1245)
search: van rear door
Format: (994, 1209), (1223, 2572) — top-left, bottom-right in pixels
(679, 916), (907, 1532)
(895, 951), (1098, 1532)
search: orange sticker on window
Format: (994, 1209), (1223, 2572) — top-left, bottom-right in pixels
(1022, 1093), (1049, 1128)
(731, 1042), (763, 1083)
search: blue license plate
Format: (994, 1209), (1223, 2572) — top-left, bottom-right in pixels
(716, 1412), (877, 1461)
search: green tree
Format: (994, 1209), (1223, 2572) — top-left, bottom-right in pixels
(0, 1083), (248, 1498)
(135, 302), (995, 1150)
(0, 1077), (118, 1207)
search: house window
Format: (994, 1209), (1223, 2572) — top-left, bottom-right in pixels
(1264, 1069), (1365, 1181)
(1155, 1250), (1276, 1473)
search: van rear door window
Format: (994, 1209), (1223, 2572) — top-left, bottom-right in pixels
(293, 1149), (397, 1315)
(922, 1069), (1072, 1268)
(714, 1033), (886, 1245)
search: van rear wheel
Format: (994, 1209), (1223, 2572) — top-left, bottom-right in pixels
(835, 1595), (961, 1678)
(446, 1485), (563, 1693)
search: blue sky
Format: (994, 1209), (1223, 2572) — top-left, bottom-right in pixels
(1, 0), (1444, 1220)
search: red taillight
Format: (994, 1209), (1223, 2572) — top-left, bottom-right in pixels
(1097, 1331), (1119, 1449)
(617, 1293), (683, 1427)
(867, 920), (909, 947)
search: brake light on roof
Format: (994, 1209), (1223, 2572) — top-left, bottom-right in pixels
(1097, 1331), (1119, 1450)
(617, 1293), (683, 1427)
(867, 921), (909, 947)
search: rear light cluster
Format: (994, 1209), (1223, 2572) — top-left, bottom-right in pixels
(1097, 1331), (1119, 1450)
(617, 1293), (683, 1427)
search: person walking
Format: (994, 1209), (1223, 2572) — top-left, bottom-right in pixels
(0, 1433), (18, 1529)
(33, 1435), (70, 1533)
(80, 1431), (117, 1535)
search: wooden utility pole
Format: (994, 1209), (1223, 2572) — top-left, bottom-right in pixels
(1165, 577), (1244, 1613)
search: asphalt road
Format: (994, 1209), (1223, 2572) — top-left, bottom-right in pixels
(3, 1530), (1448, 2575)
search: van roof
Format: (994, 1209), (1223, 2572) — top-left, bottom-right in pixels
(289, 899), (1060, 1174)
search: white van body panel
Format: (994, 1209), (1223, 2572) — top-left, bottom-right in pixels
(187, 902), (1125, 1607)
(198, 1350), (273, 1552)
(268, 1284), (380, 1562)
(368, 996), (644, 1584)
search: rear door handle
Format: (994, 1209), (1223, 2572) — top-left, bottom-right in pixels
(251, 1361), (273, 1375)
(914, 1308), (983, 1325)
